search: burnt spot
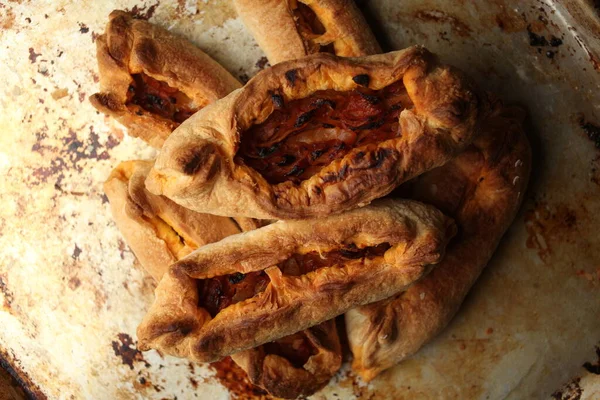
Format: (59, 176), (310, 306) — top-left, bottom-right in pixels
(311, 149), (323, 160)
(338, 164), (349, 178)
(322, 123), (334, 128)
(257, 143), (280, 158)
(276, 155), (295, 166)
(313, 98), (336, 109)
(352, 119), (385, 131)
(284, 165), (305, 178)
(352, 74), (370, 87)
(527, 25), (548, 46)
(28, 48), (41, 63)
(579, 116), (600, 149)
(228, 273), (245, 284)
(178, 145), (217, 176)
(111, 333), (150, 370)
(321, 172), (339, 184)
(285, 69), (298, 86)
(294, 110), (314, 128)
(271, 92), (284, 108)
(358, 91), (380, 105)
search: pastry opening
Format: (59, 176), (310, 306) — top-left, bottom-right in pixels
(196, 243), (391, 318)
(141, 213), (197, 260)
(126, 73), (200, 123)
(264, 331), (317, 368)
(237, 80), (412, 184)
(291, 0), (333, 54)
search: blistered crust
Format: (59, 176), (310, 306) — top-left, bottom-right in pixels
(234, 0), (381, 64)
(136, 198), (455, 362)
(146, 46), (485, 219)
(89, 10), (241, 148)
(346, 99), (532, 381)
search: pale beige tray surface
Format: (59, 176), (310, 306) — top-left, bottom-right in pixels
(0, 0), (599, 399)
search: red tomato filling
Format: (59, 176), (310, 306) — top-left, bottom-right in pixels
(126, 73), (199, 123)
(237, 81), (411, 184)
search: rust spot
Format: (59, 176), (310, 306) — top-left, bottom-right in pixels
(125, 2), (159, 20)
(111, 333), (150, 370)
(255, 57), (269, 70)
(414, 10), (472, 37)
(28, 48), (41, 63)
(552, 377), (582, 400)
(524, 200), (578, 263)
(68, 276), (81, 290)
(189, 377), (198, 389)
(210, 357), (271, 399)
(583, 346), (600, 375)
(285, 69), (298, 86)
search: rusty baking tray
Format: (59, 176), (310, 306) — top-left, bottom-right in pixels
(0, 0), (599, 399)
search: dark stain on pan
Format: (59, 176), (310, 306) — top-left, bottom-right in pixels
(414, 10), (472, 37)
(579, 115), (600, 149)
(255, 57), (270, 70)
(0, 350), (48, 400)
(209, 357), (272, 399)
(111, 333), (150, 370)
(524, 199), (579, 263)
(125, 2), (160, 20)
(28, 48), (41, 63)
(552, 377), (582, 400)
(78, 23), (89, 34)
(583, 346), (600, 375)
(0, 275), (14, 309)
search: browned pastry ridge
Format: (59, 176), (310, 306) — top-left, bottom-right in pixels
(89, 10), (242, 148)
(234, 0), (381, 64)
(136, 199), (456, 363)
(145, 46), (485, 220)
(345, 99), (532, 381)
(104, 160), (339, 399)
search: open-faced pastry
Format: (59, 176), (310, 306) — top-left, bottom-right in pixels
(89, 10), (242, 148)
(104, 160), (340, 398)
(145, 46), (485, 219)
(136, 198), (455, 362)
(234, 0), (381, 64)
(345, 99), (531, 381)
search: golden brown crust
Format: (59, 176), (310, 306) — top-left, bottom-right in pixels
(234, 0), (381, 64)
(103, 160), (243, 280)
(136, 198), (455, 362)
(89, 10), (241, 148)
(146, 46), (485, 219)
(345, 99), (532, 381)
(231, 319), (341, 398)
(105, 160), (338, 397)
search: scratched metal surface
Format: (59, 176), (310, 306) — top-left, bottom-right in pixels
(0, 0), (598, 399)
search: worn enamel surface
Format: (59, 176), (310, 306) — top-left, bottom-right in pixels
(0, 0), (598, 399)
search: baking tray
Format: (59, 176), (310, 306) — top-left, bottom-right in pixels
(0, 0), (599, 399)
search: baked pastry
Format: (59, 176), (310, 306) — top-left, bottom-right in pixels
(145, 46), (484, 219)
(89, 10), (242, 148)
(104, 160), (340, 398)
(234, 0), (381, 64)
(345, 99), (531, 381)
(136, 198), (455, 362)
(103, 160), (253, 280)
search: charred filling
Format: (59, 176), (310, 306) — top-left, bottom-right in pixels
(290, 0), (334, 54)
(237, 81), (411, 184)
(126, 73), (199, 123)
(197, 243), (390, 318)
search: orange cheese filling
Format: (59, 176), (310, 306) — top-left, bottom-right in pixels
(126, 73), (199, 123)
(237, 80), (411, 184)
